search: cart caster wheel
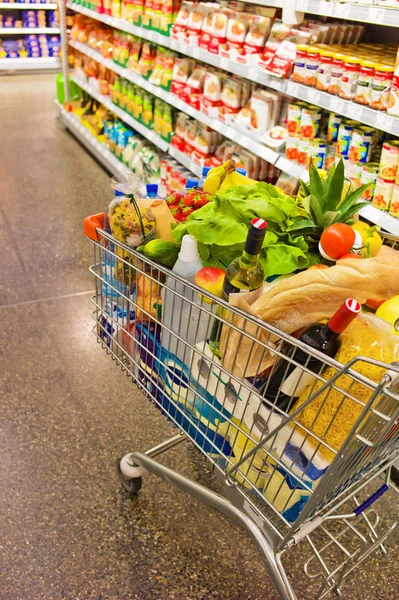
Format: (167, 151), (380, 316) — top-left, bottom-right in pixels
(116, 458), (142, 496)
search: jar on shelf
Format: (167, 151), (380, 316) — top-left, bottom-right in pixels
(304, 47), (320, 87)
(354, 60), (377, 106)
(292, 45), (309, 84)
(315, 50), (334, 92)
(328, 53), (346, 96)
(339, 56), (361, 101)
(370, 65), (395, 111)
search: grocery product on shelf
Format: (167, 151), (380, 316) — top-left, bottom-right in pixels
(0, 32), (60, 57)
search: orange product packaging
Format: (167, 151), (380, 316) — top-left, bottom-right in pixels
(141, 0), (154, 27)
(378, 142), (399, 181)
(132, 0), (144, 24)
(184, 2), (207, 42)
(182, 64), (207, 108)
(201, 71), (223, 115)
(243, 15), (271, 55)
(170, 57), (194, 95)
(208, 7), (229, 54)
(225, 9), (249, 50)
(373, 177), (394, 211)
(171, 1), (192, 39)
(219, 77), (242, 117)
(198, 4), (214, 50)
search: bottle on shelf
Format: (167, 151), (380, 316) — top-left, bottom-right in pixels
(185, 178), (199, 191)
(161, 235), (211, 363)
(209, 218), (267, 356)
(263, 298), (362, 412)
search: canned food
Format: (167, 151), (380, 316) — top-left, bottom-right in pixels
(372, 176), (394, 211)
(327, 112), (342, 143)
(304, 47), (320, 87)
(370, 65), (394, 111)
(292, 45), (309, 84)
(315, 50), (334, 91)
(337, 120), (356, 159)
(287, 103), (302, 135)
(354, 60), (376, 106)
(307, 138), (327, 169)
(378, 142), (399, 181)
(328, 53), (345, 95)
(349, 127), (373, 163)
(387, 73), (399, 118)
(297, 138), (309, 166)
(339, 56), (361, 101)
(325, 144), (337, 170)
(389, 184), (399, 218)
(299, 106), (322, 139)
(351, 162), (364, 188)
(396, 165), (399, 186)
(285, 136), (299, 162)
(360, 162), (379, 201)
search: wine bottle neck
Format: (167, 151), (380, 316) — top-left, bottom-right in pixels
(240, 250), (259, 269)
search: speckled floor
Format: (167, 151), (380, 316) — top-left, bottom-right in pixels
(0, 74), (398, 600)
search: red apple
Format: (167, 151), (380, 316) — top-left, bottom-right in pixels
(194, 267), (226, 304)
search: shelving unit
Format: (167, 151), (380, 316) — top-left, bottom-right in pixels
(58, 101), (134, 174)
(295, 0), (399, 27)
(0, 3), (58, 8)
(64, 1), (399, 232)
(0, 55), (59, 68)
(69, 40), (306, 178)
(66, 3), (399, 138)
(0, 26), (59, 33)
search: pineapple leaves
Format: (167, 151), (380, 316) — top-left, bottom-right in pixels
(325, 159), (345, 212)
(309, 194), (323, 225)
(336, 182), (371, 215)
(299, 178), (311, 198)
(333, 201), (371, 224)
(308, 163), (326, 212)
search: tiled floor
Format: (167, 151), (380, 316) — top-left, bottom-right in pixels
(0, 74), (398, 600)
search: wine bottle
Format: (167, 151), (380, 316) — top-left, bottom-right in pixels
(263, 298), (362, 412)
(222, 218), (267, 300)
(209, 219), (267, 357)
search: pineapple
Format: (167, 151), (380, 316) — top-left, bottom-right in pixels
(289, 159), (371, 242)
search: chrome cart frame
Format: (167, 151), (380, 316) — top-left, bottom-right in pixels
(85, 213), (399, 600)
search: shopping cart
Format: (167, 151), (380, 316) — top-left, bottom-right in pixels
(84, 211), (399, 600)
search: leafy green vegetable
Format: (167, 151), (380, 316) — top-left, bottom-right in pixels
(172, 183), (310, 278)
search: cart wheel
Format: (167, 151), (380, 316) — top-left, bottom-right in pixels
(116, 458), (142, 496)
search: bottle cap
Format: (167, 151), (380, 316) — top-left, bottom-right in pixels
(201, 166), (211, 177)
(328, 298), (361, 334)
(244, 219), (267, 256)
(114, 190), (125, 197)
(186, 179), (198, 189)
(179, 235), (200, 262)
(237, 168), (247, 175)
(146, 183), (158, 195)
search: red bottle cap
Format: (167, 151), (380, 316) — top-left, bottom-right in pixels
(328, 298), (361, 334)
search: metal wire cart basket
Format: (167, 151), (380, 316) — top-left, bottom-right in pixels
(84, 211), (399, 600)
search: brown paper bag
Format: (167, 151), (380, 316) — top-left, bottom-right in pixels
(138, 198), (175, 241)
(221, 248), (399, 378)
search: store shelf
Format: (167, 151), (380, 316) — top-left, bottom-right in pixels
(168, 146), (203, 177)
(67, 5), (399, 137)
(69, 41), (304, 177)
(57, 101), (132, 174)
(359, 204), (399, 237)
(295, 0), (399, 27)
(71, 74), (170, 152)
(0, 56), (60, 69)
(0, 26), (59, 33)
(286, 81), (399, 138)
(0, 3), (58, 8)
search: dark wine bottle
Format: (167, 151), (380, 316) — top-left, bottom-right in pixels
(263, 298), (362, 411)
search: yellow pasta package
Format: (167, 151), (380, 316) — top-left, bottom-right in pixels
(291, 313), (399, 462)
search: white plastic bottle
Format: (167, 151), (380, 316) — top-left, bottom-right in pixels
(161, 235), (210, 363)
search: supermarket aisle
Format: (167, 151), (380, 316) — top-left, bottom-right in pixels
(0, 75), (398, 600)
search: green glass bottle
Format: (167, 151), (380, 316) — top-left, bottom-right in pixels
(209, 218), (267, 357)
(222, 218), (267, 300)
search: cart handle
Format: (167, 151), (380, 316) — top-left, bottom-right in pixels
(84, 212), (105, 242)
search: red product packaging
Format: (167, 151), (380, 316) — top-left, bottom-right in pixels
(243, 15), (271, 55)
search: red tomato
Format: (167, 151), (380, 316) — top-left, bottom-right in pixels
(340, 253), (362, 259)
(320, 224), (356, 260)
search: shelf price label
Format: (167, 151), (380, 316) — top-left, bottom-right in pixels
(322, 1), (334, 16)
(334, 3), (351, 18)
(347, 103), (362, 121)
(330, 97), (345, 115)
(297, 0), (309, 11)
(368, 7), (385, 23)
(375, 112), (393, 132)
